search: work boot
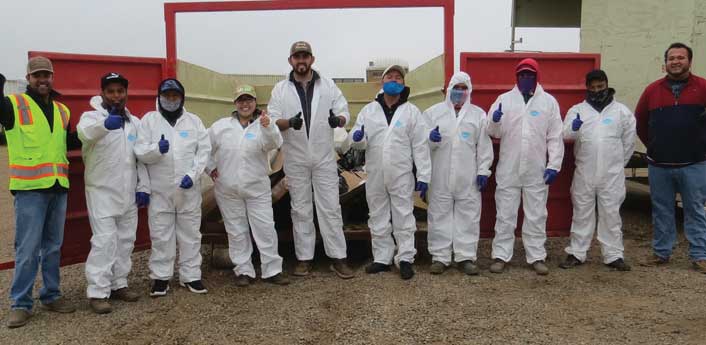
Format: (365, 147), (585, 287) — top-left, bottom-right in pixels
(110, 287), (140, 302)
(263, 273), (291, 285)
(399, 261), (415, 280)
(7, 309), (32, 329)
(234, 274), (252, 287)
(365, 262), (391, 274)
(489, 259), (506, 274)
(639, 254), (669, 267)
(293, 260), (312, 277)
(89, 298), (112, 314)
(691, 260), (706, 274)
(41, 297), (76, 313)
(150, 279), (170, 298)
(330, 259), (355, 279)
(606, 258), (631, 271)
(532, 260), (549, 275)
(429, 261), (446, 275)
(458, 260), (480, 276)
(559, 254), (583, 269)
(180, 280), (208, 294)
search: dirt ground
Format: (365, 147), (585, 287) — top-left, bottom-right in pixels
(0, 179), (705, 344)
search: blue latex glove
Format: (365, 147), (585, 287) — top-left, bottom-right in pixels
(135, 192), (150, 208)
(429, 126), (442, 143)
(415, 181), (429, 200)
(104, 108), (124, 130)
(543, 169), (558, 185)
(180, 175), (193, 189)
(158, 134), (169, 154)
(476, 175), (489, 191)
(328, 109), (341, 128)
(352, 125), (365, 142)
(572, 113), (583, 131)
(492, 103), (503, 123)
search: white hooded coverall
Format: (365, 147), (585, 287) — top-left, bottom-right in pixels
(423, 72), (493, 265)
(487, 84), (564, 264)
(349, 92), (432, 265)
(268, 72), (349, 261)
(206, 113), (284, 279)
(135, 107), (211, 283)
(563, 100), (636, 263)
(79, 96), (149, 299)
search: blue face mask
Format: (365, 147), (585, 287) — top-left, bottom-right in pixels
(517, 75), (537, 94)
(383, 81), (405, 96)
(449, 88), (468, 105)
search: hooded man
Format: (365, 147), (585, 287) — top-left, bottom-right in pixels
(560, 69), (635, 271)
(206, 85), (289, 287)
(423, 71), (493, 275)
(486, 58), (564, 275)
(135, 78), (211, 296)
(78, 73), (150, 313)
(348, 64), (431, 280)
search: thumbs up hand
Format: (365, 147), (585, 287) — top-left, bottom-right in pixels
(158, 134), (170, 154)
(352, 125), (365, 142)
(572, 113), (583, 131)
(429, 125), (442, 143)
(288, 112), (303, 130)
(259, 111), (271, 128)
(492, 103), (503, 123)
(328, 109), (341, 128)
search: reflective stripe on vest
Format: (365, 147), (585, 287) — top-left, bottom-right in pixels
(55, 102), (69, 128)
(9, 163), (57, 180)
(12, 94), (34, 125)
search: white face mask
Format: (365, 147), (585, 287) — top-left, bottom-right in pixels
(160, 95), (181, 112)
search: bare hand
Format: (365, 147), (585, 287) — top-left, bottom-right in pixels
(260, 111), (271, 128)
(210, 169), (219, 181)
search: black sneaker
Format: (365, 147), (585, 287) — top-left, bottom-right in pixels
(399, 261), (415, 280)
(180, 280), (208, 294)
(365, 262), (391, 274)
(150, 279), (169, 298)
(559, 255), (582, 269)
(263, 273), (291, 286)
(606, 258), (631, 271)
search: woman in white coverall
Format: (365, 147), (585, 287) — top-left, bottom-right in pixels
(206, 85), (289, 287)
(487, 58), (564, 275)
(423, 72), (493, 276)
(78, 73), (149, 314)
(560, 69), (635, 271)
(349, 65), (432, 280)
(135, 78), (211, 296)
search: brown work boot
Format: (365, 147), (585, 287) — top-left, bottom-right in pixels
(532, 260), (549, 276)
(234, 274), (252, 287)
(89, 298), (112, 314)
(458, 260), (480, 276)
(110, 287), (140, 302)
(489, 259), (506, 273)
(429, 261), (446, 275)
(7, 309), (32, 329)
(330, 259), (354, 279)
(639, 254), (669, 267)
(293, 260), (312, 277)
(263, 273), (291, 285)
(41, 297), (76, 313)
(692, 260), (706, 274)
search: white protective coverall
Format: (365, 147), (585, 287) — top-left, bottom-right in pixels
(349, 90), (431, 265)
(135, 106), (211, 283)
(267, 71), (349, 261)
(423, 72), (494, 265)
(487, 83), (564, 264)
(79, 96), (149, 299)
(563, 99), (636, 263)
(206, 112), (284, 278)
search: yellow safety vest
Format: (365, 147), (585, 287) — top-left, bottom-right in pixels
(5, 93), (70, 190)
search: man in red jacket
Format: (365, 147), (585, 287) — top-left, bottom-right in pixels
(635, 42), (706, 273)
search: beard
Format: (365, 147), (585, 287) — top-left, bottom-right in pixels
(667, 65), (689, 79)
(294, 63), (311, 76)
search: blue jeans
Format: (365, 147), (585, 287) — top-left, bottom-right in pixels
(10, 191), (67, 310)
(648, 162), (706, 260)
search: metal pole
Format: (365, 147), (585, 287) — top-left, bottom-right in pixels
(510, 0), (516, 51)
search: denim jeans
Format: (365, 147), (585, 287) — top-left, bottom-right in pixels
(10, 191), (67, 310)
(648, 162), (706, 260)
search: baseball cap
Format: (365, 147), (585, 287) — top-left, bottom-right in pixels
(290, 41), (313, 56)
(382, 64), (407, 78)
(27, 56), (54, 75)
(101, 72), (129, 89)
(234, 84), (257, 101)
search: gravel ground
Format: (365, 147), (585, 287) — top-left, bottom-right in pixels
(1, 181), (706, 344)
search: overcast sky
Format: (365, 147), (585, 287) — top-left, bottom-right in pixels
(0, 0), (579, 80)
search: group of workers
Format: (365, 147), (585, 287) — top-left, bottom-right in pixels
(2, 40), (706, 329)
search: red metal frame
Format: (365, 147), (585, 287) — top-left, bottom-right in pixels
(164, 0), (455, 84)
